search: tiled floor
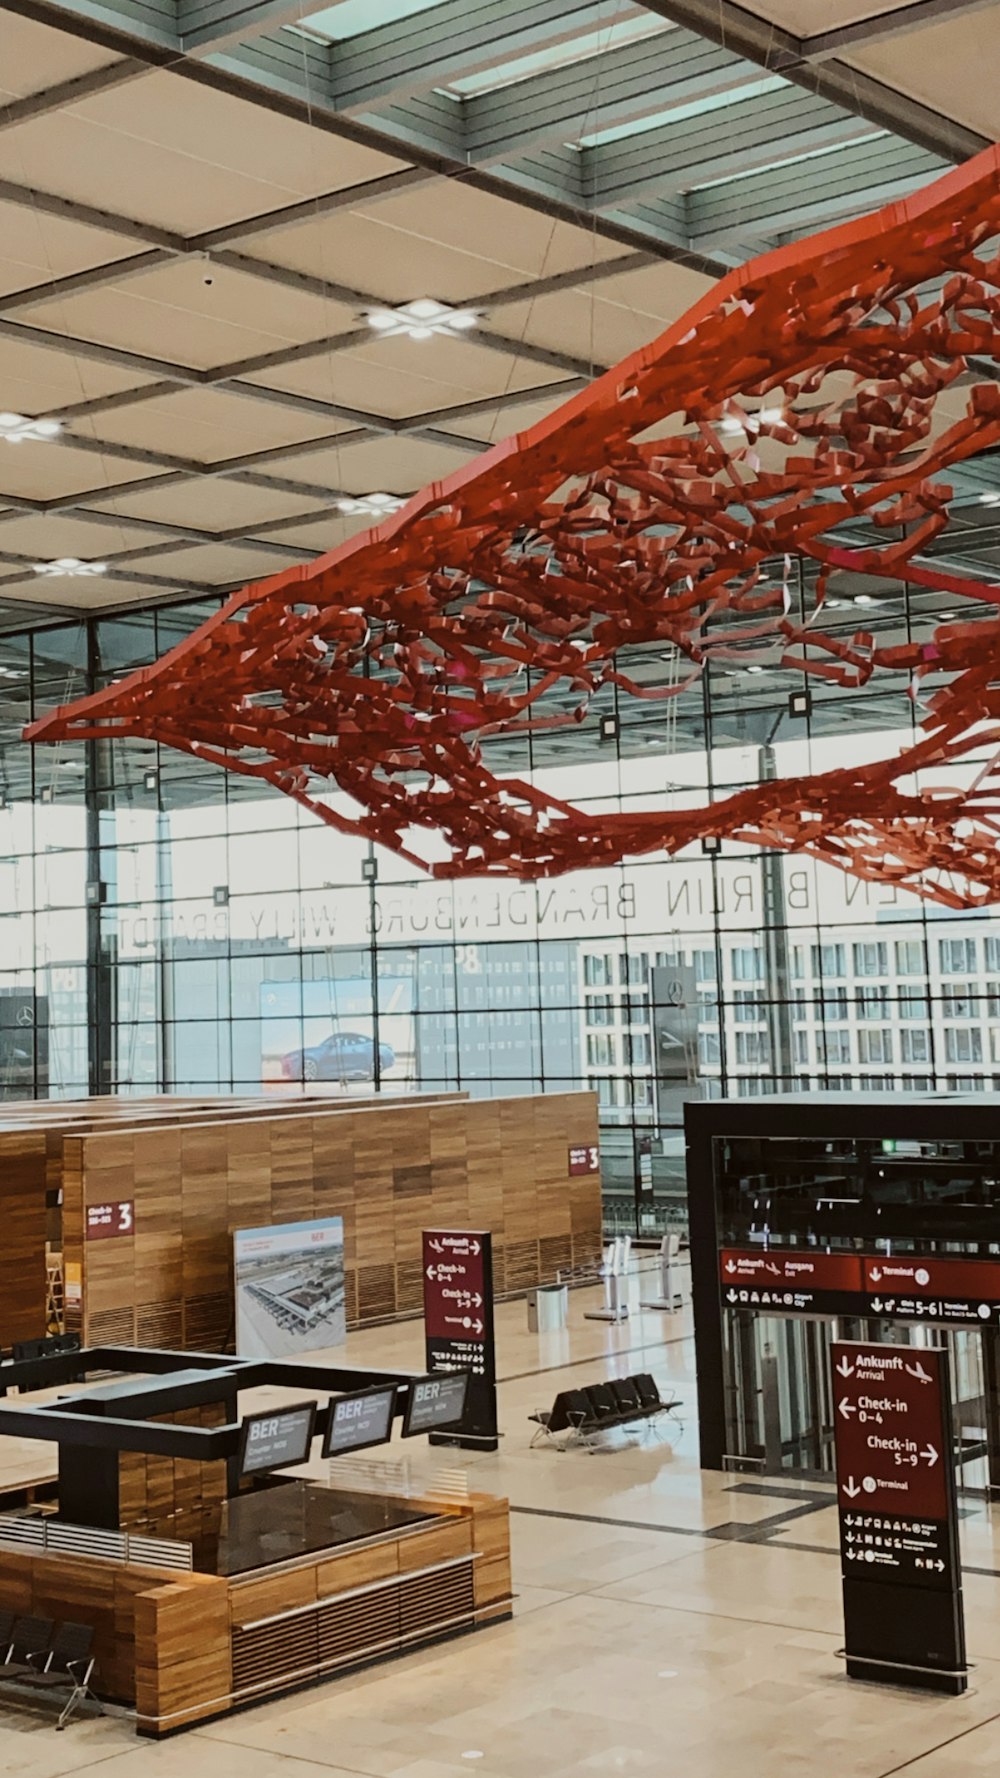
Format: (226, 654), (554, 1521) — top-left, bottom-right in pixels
(4, 1261), (1000, 1777)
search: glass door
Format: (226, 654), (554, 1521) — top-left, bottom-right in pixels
(722, 1310), (836, 1476)
(946, 1328), (988, 1497)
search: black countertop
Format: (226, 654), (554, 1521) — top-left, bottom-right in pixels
(201, 1479), (438, 1577)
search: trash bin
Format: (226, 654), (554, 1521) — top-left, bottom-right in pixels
(527, 1283), (568, 1333)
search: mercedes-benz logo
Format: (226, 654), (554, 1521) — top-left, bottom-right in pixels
(15, 1006), (34, 1027)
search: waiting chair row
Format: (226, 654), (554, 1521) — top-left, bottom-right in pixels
(529, 1372), (682, 1450)
(0, 1612), (97, 1729)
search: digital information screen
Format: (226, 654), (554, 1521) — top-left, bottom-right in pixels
(238, 1401), (317, 1475)
(323, 1386), (397, 1458)
(402, 1372), (470, 1437)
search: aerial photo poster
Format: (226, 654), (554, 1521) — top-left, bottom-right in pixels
(234, 1216), (346, 1359)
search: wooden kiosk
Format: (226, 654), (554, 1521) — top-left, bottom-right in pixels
(0, 1345), (511, 1735)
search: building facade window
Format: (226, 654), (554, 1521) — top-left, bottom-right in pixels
(853, 942), (888, 977)
(940, 938), (977, 975)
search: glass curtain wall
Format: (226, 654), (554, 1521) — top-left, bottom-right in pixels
(1, 576), (997, 1235)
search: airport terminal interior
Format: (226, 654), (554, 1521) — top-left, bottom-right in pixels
(3, 0), (1000, 1773)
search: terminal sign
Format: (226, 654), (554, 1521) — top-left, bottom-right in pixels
(568, 1144), (600, 1176)
(863, 1256), (1000, 1326)
(86, 1200), (135, 1241)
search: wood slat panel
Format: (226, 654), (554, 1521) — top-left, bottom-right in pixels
(3, 1089), (598, 1349)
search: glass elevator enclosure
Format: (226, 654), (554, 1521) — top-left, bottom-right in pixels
(686, 1098), (1000, 1497)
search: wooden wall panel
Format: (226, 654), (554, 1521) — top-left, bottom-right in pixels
(30, 1089), (600, 1351)
(0, 1132), (48, 1347)
(134, 1576), (232, 1733)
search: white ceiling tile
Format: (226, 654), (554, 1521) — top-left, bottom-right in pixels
(0, 73), (407, 235)
(247, 334), (575, 418)
(0, 332), (145, 407)
(79, 387), (349, 461)
(109, 541), (303, 583)
(0, 512), (158, 558)
(248, 186), (625, 301)
(844, 10), (1000, 139)
(87, 477), (334, 530)
(14, 258), (359, 372)
(0, 202), (139, 297)
(0, 436), (162, 501)
(0, 15), (122, 100)
(280, 432), (476, 492)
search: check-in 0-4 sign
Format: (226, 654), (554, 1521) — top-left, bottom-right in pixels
(719, 1249), (866, 1315)
(831, 1341), (956, 1590)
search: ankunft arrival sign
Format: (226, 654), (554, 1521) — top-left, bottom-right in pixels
(422, 1228), (497, 1451)
(831, 1341), (966, 1693)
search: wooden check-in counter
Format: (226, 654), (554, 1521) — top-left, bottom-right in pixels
(0, 1487), (511, 1735)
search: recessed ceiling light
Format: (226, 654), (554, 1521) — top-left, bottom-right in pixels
(366, 298), (479, 341)
(0, 411), (62, 444)
(854, 593), (874, 605)
(0, 664), (26, 679)
(32, 557), (107, 578)
(979, 491), (1000, 505)
(746, 665), (765, 674)
(337, 493), (406, 517)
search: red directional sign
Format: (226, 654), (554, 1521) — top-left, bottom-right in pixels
(422, 1228), (497, 1450)
(832, 1341), (947, 1519)
(568, 1144), (600, 1176)
(422, 1230), (487, 1342)
(831, 1341), (965, 1689)
(863, 1255), (1000, 1325)
(720, 1248), (864, 1315)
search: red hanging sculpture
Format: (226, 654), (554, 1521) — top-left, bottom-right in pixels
(25, 146), (1000, 908)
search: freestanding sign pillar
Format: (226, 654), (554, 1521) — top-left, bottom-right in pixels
(831, 1340), (967, 1694)
(422, 1229), (498, 1452)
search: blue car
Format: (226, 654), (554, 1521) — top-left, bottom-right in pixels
(281, 1030), (395, 1083)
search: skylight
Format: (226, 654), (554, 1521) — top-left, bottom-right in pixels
(686, 125), (887, 193)
(575, 74), (788, 149)
(444, 14), (672, 99)
(292, 0), (442, 44)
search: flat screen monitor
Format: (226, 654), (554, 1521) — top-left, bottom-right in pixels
(238, 1401), (317, 1476)
(401, 1371), (470, 1438)
(323, 1385), (397, 1458)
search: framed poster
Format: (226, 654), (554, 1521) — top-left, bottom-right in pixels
(234, 1216), (345, 1359)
